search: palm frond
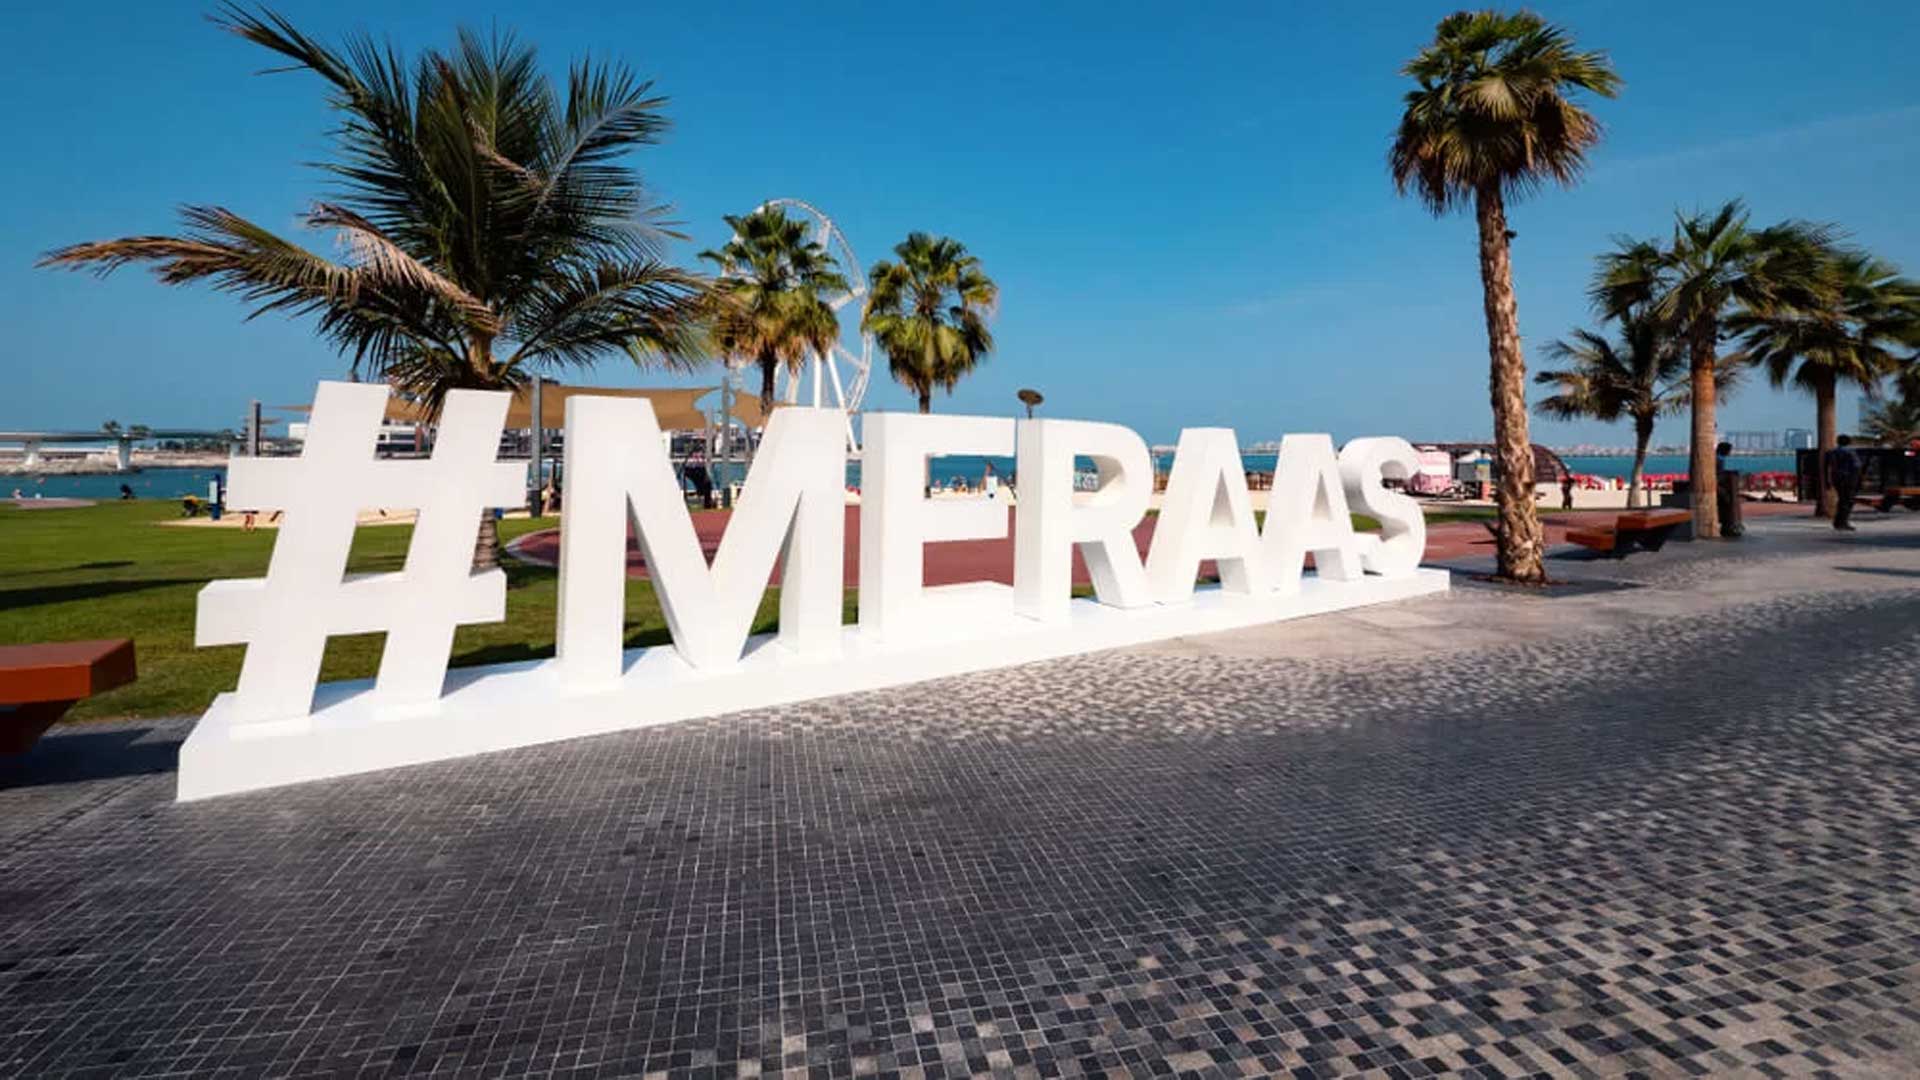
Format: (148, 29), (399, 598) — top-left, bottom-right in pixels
(41, 205), (363, 315)
(306, 201), (498, 332)
(1390, 9), (1619, 215)
(47, 5), (712, 397)
(1533, 311), (1684, 428)
(700, 205), (847, 405)
(861, 233), (997, 408)
(505, 259), (707, 372)
(1732, 237), (1917, 399)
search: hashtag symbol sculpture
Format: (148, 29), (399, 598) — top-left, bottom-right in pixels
(196, 381), (524, 725)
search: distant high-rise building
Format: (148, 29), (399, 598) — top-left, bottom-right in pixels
(1783, 428), (1816, 450)
(1727, 429), (1783, 452)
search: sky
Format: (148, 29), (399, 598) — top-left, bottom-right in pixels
(4, 1), (1918, 447)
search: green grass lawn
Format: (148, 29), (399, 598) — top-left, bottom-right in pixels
(1420, 506), (1499, 524)
(2, 497), (1480, 722)
(0, 500), (802, 721)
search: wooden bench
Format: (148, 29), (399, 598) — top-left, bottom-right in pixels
(0, 639), (136, 753)
(1878, 485), (1920, 511)
(1564, 509), (1692, 557)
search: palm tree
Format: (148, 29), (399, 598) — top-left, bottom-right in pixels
(1533, 316), (1688, 508)
(40, 7), (708, 567)
(1731, 247), (1920, 516)
(1862, 389), (1920, 448)
(1390, 10), (1620, 583)
(699, 206), (848, 417)
(1593, 202), (1830, 537)
(863, 233), (998, 414)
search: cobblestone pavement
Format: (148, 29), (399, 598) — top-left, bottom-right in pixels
(4, 515), (1919, 1078)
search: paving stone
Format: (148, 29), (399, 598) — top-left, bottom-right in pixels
(2, 517), (1919, 1077)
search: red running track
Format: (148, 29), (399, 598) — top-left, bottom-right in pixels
(508, 503), (1813, 586)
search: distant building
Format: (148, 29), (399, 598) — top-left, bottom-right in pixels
(1783, 428), (1815, 450)
(1727, 429), (1783, 452)
(288, 420), (425, 455)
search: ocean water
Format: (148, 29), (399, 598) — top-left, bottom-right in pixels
(6, 466), (226, 502)
(1560, 453), (1796, 479)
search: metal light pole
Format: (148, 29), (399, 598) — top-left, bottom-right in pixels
(528, 377), (544, 513)
(716, 371), (735, 509)
(1017, 388), (1044, 419)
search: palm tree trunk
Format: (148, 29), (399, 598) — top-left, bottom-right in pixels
(1687, 324), (1720, 539)
(1815, 371), (1838, 518)
(918, 388), (934, 494)
(759, 352), (777, 416)
(1629, 415), (1653, 509)
(470, 333), (502, 572)
(1472, 184), (1545, 583)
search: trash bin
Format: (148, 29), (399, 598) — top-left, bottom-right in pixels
(1718, 469), (1744, 537)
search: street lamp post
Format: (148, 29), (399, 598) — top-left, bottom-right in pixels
(527, 377), (546, 514)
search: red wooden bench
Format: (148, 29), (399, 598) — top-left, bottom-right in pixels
(1878, 485), (1920, 512)
(0, 639), (136, 753)
(1564, 509), (1692, 557)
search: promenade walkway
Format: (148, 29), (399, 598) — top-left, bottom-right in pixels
(4, 509), (1916, 1077)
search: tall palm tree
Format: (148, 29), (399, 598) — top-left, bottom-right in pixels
(40, 7), (708, 567)
(699, 206), (848, 417)
(1731, 248), (1920, 516)
(1533, 316), (1689, 508)
(863, 233), (997, 414)
(1593, 202), (1830, 537)
(1390, 10), (1619, 583)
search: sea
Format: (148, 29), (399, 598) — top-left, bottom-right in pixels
(5, 452), (1803, 504)
(7, 467), (232, 502)
(1562, 453), (1797, 479)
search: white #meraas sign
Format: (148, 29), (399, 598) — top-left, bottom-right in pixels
(178, 381), (1447, 800)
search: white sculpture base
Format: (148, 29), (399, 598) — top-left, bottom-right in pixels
(178, 569), (1448, 801)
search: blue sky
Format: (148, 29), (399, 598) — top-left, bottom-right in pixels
(5, 1), (1917, 446)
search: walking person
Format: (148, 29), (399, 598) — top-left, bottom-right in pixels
(685, 448), (714, 510)
(1560, 470), (1575, 510)
(1830, 435), (1862, 532)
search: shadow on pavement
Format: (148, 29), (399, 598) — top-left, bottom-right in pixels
(0, 726), (180, 790)
(1829, 530), (1920, 550)
(1835, 565), (1920, 580)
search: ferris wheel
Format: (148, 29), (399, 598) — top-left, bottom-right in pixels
(741, 198), (873, 451)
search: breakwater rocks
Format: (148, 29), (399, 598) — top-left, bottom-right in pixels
(0, 452), (231, 476)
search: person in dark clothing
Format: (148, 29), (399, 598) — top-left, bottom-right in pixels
(685, 452), (714, 510)
(1560, 470), (1575, 510)
(1830, 435), (1862, 531)
(1714, 441), (1743, 538)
